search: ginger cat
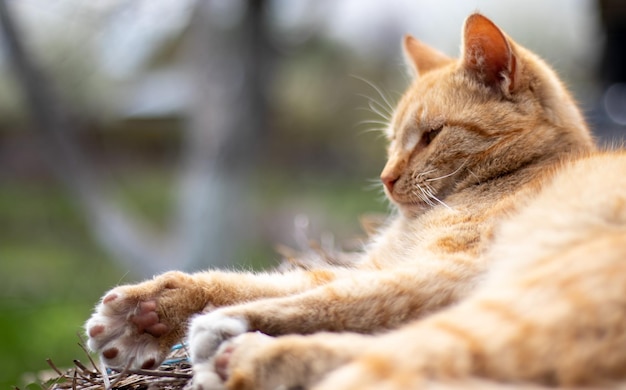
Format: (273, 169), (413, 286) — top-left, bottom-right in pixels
(85, 13), (626, 390)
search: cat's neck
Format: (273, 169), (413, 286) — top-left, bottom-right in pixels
(455, 123), (594, 200)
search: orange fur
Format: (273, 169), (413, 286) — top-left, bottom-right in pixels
(85, 13), (626, 390)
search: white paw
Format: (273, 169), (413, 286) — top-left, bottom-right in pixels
(191, 361), (226, 390)
(84, 288), (168, 369)
(191, 333), (270, 390)
(188, 311), (249, 364)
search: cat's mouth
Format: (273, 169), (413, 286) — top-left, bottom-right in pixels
(388, 184), (453, 217)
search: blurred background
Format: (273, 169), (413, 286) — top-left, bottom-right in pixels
(1, 0), (623, 386)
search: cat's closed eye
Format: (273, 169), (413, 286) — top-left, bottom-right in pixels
(424, 126), (443, 145)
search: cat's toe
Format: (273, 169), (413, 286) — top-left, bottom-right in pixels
(188, 311), (249, 364)
(130, 300), (170, 337)
(214, 343), (236, 381)
(85, 287), (172, 369)
(192, 360), (226, 390)
(85, 289), (131, 351)
(190, 332), (271, 390)
(95, 336), (162, 369)
(211, 332), (271, 383)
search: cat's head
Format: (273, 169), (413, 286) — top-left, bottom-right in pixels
(381, 13), (594, 217)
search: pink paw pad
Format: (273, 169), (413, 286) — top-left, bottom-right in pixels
(146, 323), (169, 337)
(88, 324), (105, 338)
(215, 344), (236, 381)
(103, 293), (118, 304)
(103, 348), (119, 359)
(129, 300), (170, 337)
(141, 358), (157, 369)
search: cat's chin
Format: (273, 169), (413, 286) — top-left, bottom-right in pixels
(394, 201), (430, 218)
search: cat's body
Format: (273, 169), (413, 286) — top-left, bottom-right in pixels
(85, 14), (626, 389)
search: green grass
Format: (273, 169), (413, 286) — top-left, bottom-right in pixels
(0, 181), (126, 388)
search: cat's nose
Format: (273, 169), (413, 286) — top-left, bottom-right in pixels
(381, 173), (399, 193)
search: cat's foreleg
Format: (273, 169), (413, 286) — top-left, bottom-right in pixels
(188, 266), (478, 388)
(84, 268), (343, 370)
(189, 265), (475, 339)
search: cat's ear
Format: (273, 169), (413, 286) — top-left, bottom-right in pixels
(403, 35), (452, 77)
(462, 13), (518, 95)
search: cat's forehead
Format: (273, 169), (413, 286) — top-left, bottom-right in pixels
(391, 93), (446, 137)
(389, 69), (464, 139)
(396, 103), (439, 129)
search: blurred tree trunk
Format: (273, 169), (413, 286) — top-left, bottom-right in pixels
(0, 0), (269, 276)
(174, 0), (269, 270)
(0, 0), (170, 276)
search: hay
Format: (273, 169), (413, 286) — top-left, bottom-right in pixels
(40, 342), (192, 390)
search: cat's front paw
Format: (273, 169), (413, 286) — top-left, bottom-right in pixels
(186, 311), (249, 390)
(189, 332), (268, 390)
(188, 311), (249, 365)
(85, 288), (170, 369)
(85, 271), (206, 369)
(192, 331), (359, 390)
(191, 332), (282, 390)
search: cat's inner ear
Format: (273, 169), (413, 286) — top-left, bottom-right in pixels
(462, 13), (517, 95)
(403, 35), (452, 77)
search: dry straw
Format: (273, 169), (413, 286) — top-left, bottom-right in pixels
(37, 342), (192, 390)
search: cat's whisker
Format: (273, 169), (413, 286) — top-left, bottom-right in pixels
(416, 186), (434, 207)
(467, 168), (481, 184)
(425, 161), (468, 182)
(414, 186), (436, 207)
(354, 119), (391, 137)
(410, 189), (423, 204)
(351, 75), (396, 114)
(365, 97), (394, 118)
(417, 169), (438, 179)
(364, 178), (388, 205)
(354, 106), (389, 119)
(367, 100), (392, 121)
(359, 127), (389, 137)
(354, 101), (391, 122)
(352, 118), (388, 137)
(421, 182), (449, 209)
(423, 185), (453, 211)
(411, 190), (425, 206)
(357, 119), (391, 127)
(356, 93), (394, 118)
(364, 180), (384, 192)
